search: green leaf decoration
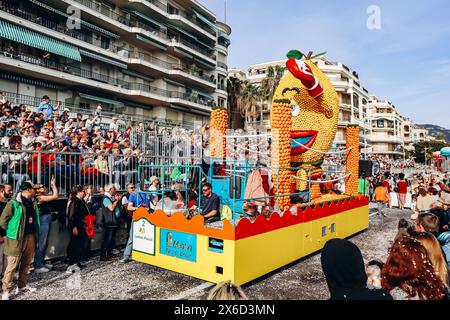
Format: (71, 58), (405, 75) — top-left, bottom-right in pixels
(310, 52), (327, 59)
(286, 50), (304, 60)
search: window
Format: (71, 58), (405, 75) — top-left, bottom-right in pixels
(377, 120), (384, 128)
(100, 36), (110, 50)
(80, 103), (90, 110)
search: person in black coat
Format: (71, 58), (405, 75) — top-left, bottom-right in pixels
(321, 238), (393, 300)
(66, 185), (90, 273)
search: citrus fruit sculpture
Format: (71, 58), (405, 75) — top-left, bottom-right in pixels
(210, 106), (228, 158)
(271, 50), (340, 204)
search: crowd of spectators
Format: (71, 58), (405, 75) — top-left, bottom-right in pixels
(0, 93), (206, 193)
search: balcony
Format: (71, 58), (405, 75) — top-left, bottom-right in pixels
(217, 62), (228, 71)
(0, 2), (216, 88)
(135, 0), (217, 37)
(128, 52), (215, 86)
(69, 0), (214, 61)
(0, 50), (212, 107)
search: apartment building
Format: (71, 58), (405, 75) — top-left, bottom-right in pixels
(0, 0), (231, 128)
(366, 96), (405, 159)
(229, 57), (372, 152)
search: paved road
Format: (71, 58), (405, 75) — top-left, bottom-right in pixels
(14, 205), (411, 300)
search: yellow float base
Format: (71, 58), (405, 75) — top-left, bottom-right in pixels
(132, 205), (369, 286)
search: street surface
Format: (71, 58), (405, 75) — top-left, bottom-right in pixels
(16, 204), (408, 300)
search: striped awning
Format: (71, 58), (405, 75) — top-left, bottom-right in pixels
(79, 93), (124, 107)
(29, 0), (120, 39)
(0, 19), (81, 61)
(80, 49), (127, 69)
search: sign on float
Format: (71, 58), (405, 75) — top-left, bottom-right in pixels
(160, 229), (197, 262)
(133, 218), (155, 256)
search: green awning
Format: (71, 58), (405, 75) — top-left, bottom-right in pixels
(196, 39), (215, 51)
(165, 78), (186, 88)
(132, 11), (164, 29)
(193, 57), (216, 69)
(218, 31), (231, 41)
(174, 47), (193, 59)
(0, 19), (81, 61)
(136, 35), (167, 51)
(29, 0), (119, 39)
(187, 87), (213, 99)
(192, 9), (217, 32)
(168, 24), (215, 51)
(171, 104), (210, 117)
(80, 49), (127, 69)
(123, 69), (154, 81)
(167, 24), (197, 42)
(79, 93), (124, 107)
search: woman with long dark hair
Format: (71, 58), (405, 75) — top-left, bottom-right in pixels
(66, 185), (90, 273)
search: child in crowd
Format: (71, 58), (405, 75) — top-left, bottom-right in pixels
(415, 213), (450, 268)
(366, 260), (384, 289)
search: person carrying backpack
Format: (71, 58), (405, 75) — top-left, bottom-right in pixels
(100, 184), (121, 261)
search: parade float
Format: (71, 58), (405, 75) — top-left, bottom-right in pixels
(132, 50), (369, 285)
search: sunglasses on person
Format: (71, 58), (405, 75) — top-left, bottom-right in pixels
(202, 188), (210, 193)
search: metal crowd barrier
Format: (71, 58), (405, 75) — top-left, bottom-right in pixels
(0, 148), (202, 196)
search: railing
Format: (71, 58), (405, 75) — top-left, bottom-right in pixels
(71, 0), (216, 54)
(1, 50), (213, 107)
(217, 83), (227, 91)
(0, 143), (203, 195)
(0, 1), (122, 53)
(1, 0), (218, 74)
(128, 51), (215, 84)
(176, 37), (216, 60)
(217, 62), (228, 70)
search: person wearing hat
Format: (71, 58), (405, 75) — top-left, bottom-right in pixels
(36, 96), (55, 119)
(148, 176), (160, 211)
(0, 181), (40, 300)
(59, 108), (70, 123)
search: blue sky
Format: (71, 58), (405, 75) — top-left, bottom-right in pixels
(200, 0), (450, 128)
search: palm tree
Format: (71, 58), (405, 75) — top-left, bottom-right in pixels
(239, 81), (261, 130)
(227, 76), (244, 129)
(258, 65), (286, 131)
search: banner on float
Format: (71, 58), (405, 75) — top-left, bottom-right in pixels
(160, 229), (197, 262)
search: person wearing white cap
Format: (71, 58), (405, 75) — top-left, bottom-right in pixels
(149, 176), (160, 211)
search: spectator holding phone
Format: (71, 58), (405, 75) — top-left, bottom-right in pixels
(34, 176), (59, 273)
